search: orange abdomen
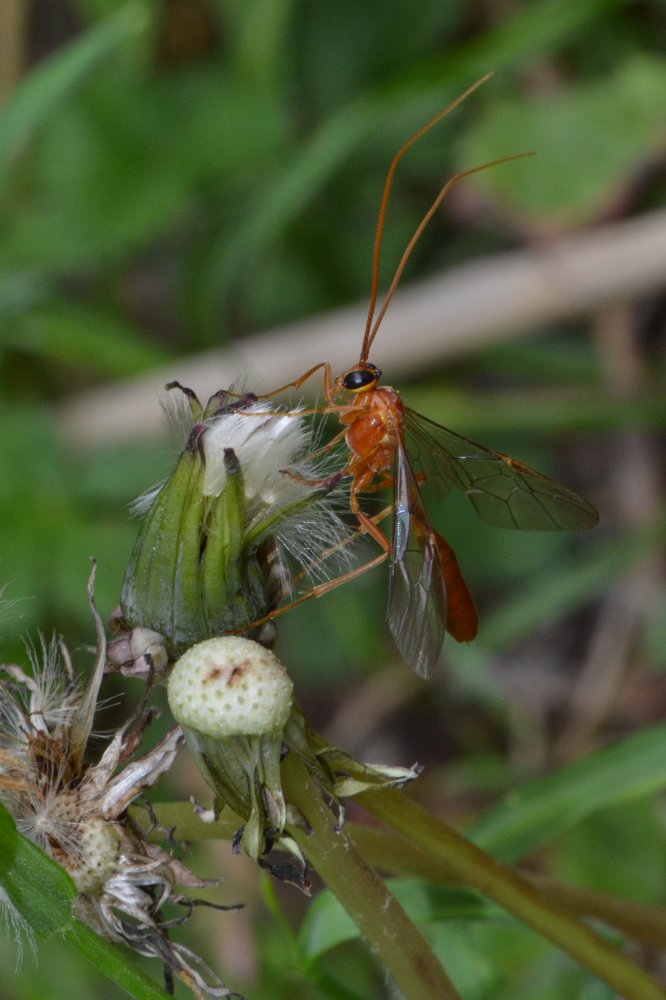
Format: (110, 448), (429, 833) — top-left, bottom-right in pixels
(436, 534), (479, 642)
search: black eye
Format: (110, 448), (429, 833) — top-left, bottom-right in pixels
(342, 366), (381, 392)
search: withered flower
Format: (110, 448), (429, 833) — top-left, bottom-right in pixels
(0, 567), (237, 998)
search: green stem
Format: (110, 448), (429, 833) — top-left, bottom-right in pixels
(147, 804), (666, 955)
(138, 801), (240, 840)
(357, 789), (666, 1000)
(281, 754), (462, 1000)
(528, 874), (666, 951)
(349, 822), (666, 950)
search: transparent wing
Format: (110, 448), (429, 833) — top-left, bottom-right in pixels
(387, 442), (447, 678)
(404, 410), (599, 531)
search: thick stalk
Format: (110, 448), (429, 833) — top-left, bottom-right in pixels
(358, 789), (666, 1000)
(281, 754), (461, 1000)
(349, 822), (666, 950)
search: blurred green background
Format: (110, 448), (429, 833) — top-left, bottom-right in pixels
(1, 0), (665, 997)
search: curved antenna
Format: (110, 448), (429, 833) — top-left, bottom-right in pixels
(362, 152), (534, 361)
(360, 72), (494, 363)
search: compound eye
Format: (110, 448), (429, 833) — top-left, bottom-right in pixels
(342, 367), (380, 392)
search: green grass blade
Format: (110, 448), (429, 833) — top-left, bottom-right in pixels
(469, 722), (666, 863)
(0, 2), (149, 175)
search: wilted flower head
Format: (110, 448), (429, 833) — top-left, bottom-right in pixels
(0, 567), (236, 998)
(117, 383), (351, 667)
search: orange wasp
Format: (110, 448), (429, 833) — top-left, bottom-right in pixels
(258, 76), (599, 676)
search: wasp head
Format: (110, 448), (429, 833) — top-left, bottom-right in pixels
(336, 363), (382, 394)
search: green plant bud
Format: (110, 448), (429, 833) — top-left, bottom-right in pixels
(121, 422), (210, 654)
(119, 385), (350, 662)
(119, 391), (279, 658)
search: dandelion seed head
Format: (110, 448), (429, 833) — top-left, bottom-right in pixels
(17, 770), (81, 857)
(1, 568), (236, 996)
(22, 634), (80, 733)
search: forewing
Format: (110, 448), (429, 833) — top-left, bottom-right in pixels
(387, 442), (447, 678)
(404, 410), (598, 531)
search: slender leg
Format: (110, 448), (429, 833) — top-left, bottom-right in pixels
(235, 401), (351, 421)
(254, 362), (334, 400)
(233, 503), (394, 635)
(350, 484), (392, 552)
(291, 502), (393, 586)
(236, 550), (390, 636)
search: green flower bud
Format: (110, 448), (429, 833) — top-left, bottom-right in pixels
(168, 637), (421, 874)
(119, 384), (350, 662)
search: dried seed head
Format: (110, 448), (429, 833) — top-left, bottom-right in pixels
(0, 568), (236, 996)
(63, 817), (121, 894)
(168, 636), (293, 737)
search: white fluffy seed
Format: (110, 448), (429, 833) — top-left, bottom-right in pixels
(167, 637), (293, 737)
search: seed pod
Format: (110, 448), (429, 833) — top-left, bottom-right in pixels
(168, 637), (294, 860)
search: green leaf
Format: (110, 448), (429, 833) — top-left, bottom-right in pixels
(0, 802), (75, 938)
(459, 54), (666, 226)
(0, 3), (150, 180)
(468, 721), (666, 863)
(555, 799), (665, 901)
(0, 801), (19, 878)
(62, 923), (173, 1000)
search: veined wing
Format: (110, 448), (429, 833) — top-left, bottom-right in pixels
(404, 409), (599, 531)
(387, 440), (447, 678)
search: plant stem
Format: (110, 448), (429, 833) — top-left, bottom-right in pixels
(349, 822), (666, 950)
(280, 754), (462, 1000)
(149, 805), (666, 955)
(528, 874), (666, 951)
(357, 789), (666, 1000)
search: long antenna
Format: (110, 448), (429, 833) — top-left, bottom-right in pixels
(360, 72), (494, 363)
(361, 152), (534, 360)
